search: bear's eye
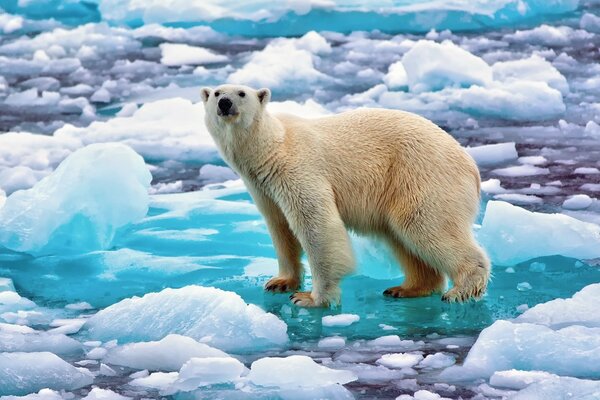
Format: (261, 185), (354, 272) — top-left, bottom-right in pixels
(214, 91), (220, 97)
(238, 91), (246, 98)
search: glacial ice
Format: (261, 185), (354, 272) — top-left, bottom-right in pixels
(322, 314), (360, 327)
(174, 357), (246, 390)
(159, 43), (227, 66)
(248, 355), (357, 388)
(0, 352), (94, 396)
(465, 142), (517, 167)
(85, 286), (288, 351)
(104, 334), (230, 371)
(401, 40), (492, 93)
(0, 143), (151, 255)
(477, 200), (600, 265)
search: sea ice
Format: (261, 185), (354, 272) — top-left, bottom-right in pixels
(159, 43), (227, 66)
(401, 40), (492, 93)
(492, 55), (569, 95)
(0, 330), (81, 355)
(562, 194), (593, 210)
(477, 201), (600, 265)
(174, 357), (246, 391)
(418, 353), (455, 369)
(228, 31), (330, 90)
(376, 353), (423, 369)
(248, 355), (357, 388)
(0, 352), (94, 396)
(104, 334), (230, 371)
(85, 286), (288, 351)
(465, 142), (517, 167)
(322, 314), (360, 327)
(0, 143), (151, 256)
(82, 388), (131, 400)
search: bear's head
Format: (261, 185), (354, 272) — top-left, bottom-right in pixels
(201, 84), (270, 130)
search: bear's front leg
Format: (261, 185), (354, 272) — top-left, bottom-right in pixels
(248, 186), (303, 293)
(282, 185), (355, 307)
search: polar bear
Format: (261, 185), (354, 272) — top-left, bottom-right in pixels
(201, 84), (490, 307)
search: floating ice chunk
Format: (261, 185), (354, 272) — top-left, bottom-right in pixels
(580, 13), (600, 33)
(322, 314), (360, 327)
(130, 371), (178, 391)
(562, 194), (593, 210)
(318, 336), (346, 350)
(455, 80), (565, 121)
(492, 55), (569, 95)
(0, 13), (23, 34)
(104, 334), (230, 371)
(376, 353), (423, 369)
(248, 355), (357, 389)
(55, 98), (217, 163)
(228, 31), (330, 90)
(490, 369), (558, 390)
(0, 330), (81, 355)
(509, 376), (600, 399)
(492, 164), (549, 177)
(0, 388), (64, 400)
(528, 262), (546, 272)
(82, 388), (130, 400)
(516, 283), (600, 329)
(397, 390), (451, 400)
(48, 318), (87, 335)
(159, 43), (227, 66)
(478, 201), (600, 265)
(0, 352), (94, 396)
(574, 167), (600, 174)
(401, 40), (492, 93)
(86, 286), (288, 352)
(505, 25), (593, 46)
(465, 142), (517, 167)
(518, 156), (547, 165)
(65, 302), (93, 311)
(493, 193), (543, 205)
(481, 179), (507, 194)
(174, 357), (246, 391)
(90, 88), (111, 103)
(418, 353), (455, 369)
(584, 121), (600, 138)
(0, 143), (151, 256)
(383, 61), (408, 90)
(441, 320), (600, 380)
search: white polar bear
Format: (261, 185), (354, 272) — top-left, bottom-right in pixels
(201, 84), (490, 307)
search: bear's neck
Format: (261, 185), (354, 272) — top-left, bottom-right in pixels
(219, 112), (284, 179)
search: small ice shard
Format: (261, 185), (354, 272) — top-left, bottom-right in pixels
(562, 194), (593, 210)
(174, 357), (246, 391)
(376, 353), (423, 369)
(86, 286), (288, 352)
(160, 43), (227, 66)
(104, 334), (230, 371)
(317, 336), (346, 350)
(517, 282), (532, 291)
(0, 143), (151, 256)
(0, 329), (82, 355)
(130, 371), (179, 390)
(418, 353), (456, 369)
(490, 369), (558, 390)
(82, 387), (130, 400)
(322, 314), (360, 327)
(478, 201), (600, 265)
(0, 352), (94, 396)
(248, 355), (357, 388)
(465, 142), (517, 167)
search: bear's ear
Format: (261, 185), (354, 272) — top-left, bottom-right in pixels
(257, 88), (271, 105)
(200, 87), (212, 103)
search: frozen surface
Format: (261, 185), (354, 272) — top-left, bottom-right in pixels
(0, 143), (151, 256)
(104, 334), (230, 371)
(85, 286), (288, 351)
(248, 355), (357, 388)
(322, 314), (360, 327)
(478, 201), (600, 265)
(0, 352), (94, 396)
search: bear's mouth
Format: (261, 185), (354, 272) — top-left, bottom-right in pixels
(217, 109), (239, 118)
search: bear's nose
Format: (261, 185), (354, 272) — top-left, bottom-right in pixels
(218, 98), (232, 112)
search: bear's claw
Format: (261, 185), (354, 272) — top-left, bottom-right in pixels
(265, 277), (299, 293)
(290, 291), (322, 307)
(383, 286), (435, 298)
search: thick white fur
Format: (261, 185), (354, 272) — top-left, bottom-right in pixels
(202, 84), (490, 307)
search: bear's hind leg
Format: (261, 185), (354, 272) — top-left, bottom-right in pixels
(383, 239), (445, 298)
(440, 240), (490, 303)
